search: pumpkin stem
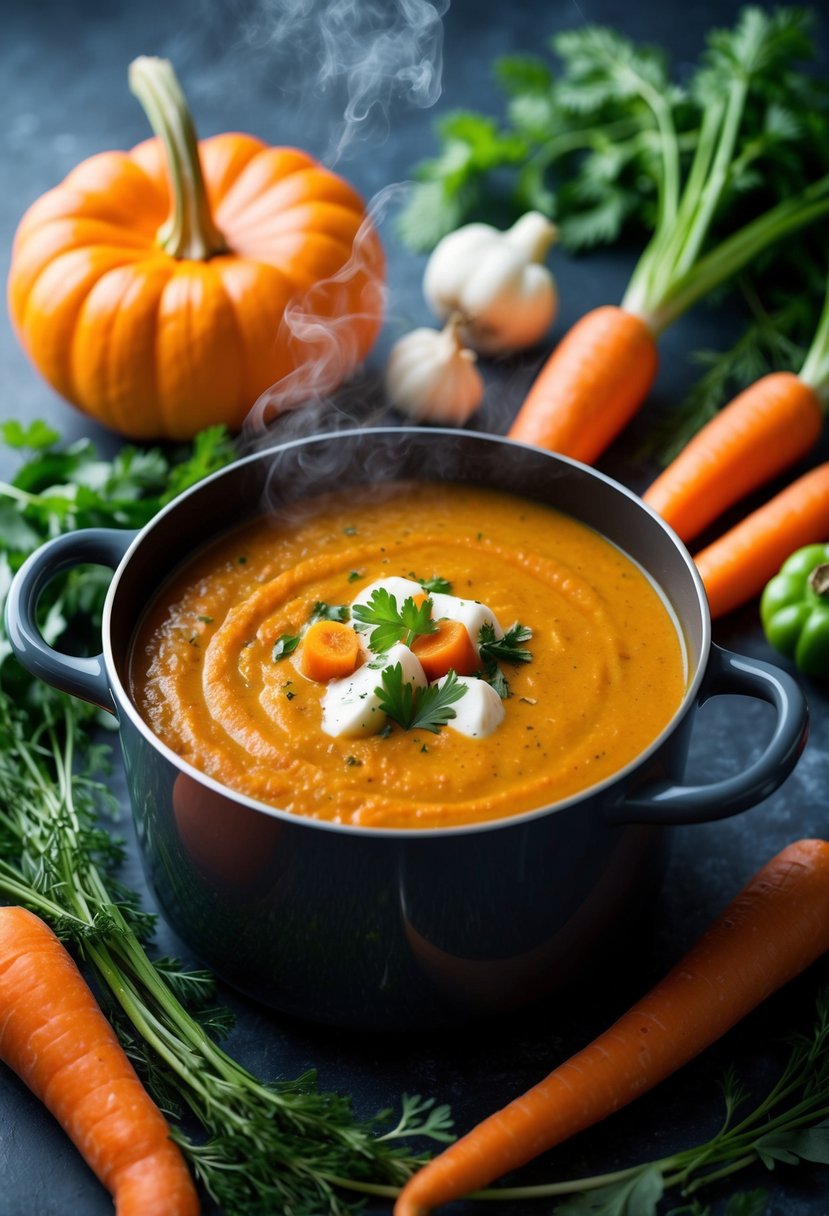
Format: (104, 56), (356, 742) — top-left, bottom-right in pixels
(128, 56), (228, 261)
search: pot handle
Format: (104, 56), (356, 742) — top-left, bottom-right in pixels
(610, 643), (808, 826)
(4, 528), (137, 714)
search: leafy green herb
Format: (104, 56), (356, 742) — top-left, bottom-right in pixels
(478, 621), (533, 698)
(409, 573), (453, 595)
(376, 665), (467, 733)
(0, 421), (454, 1214)
(343, 525), (358, 536)
(197, 614), (214, 625)
(309, 601), (350, 624)
(352, 589), (437, 652)
(273, 633), (300, 661)
(347, 570), (362, 583)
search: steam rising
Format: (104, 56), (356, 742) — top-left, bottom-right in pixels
(241, 0), (448, 163)
(238, 0), (450, 456)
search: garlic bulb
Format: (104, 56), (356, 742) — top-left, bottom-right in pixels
(423, 212), (558, 355)
(385, 315), (484, 424)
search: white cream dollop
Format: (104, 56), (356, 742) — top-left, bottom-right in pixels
(435, 674), (506, 739)
(321, 643), (426, 739)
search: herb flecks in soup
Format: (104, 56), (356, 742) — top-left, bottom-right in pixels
(131, 483), (686, 829)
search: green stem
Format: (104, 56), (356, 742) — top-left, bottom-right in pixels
(798, 277), (829, 405)
(127, 56), (227, 261)
(636, 175), (829, 334)
(677, 1152), (757, 1196)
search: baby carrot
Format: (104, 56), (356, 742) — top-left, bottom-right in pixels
(411, 619), (478, 681)
(507, 306), (659, 464)
(301, 619), (360, 681)
(694, 462), (829, 618)
(0, 905), (199, 1216)
(644, 372), (823, 543)
(394, 838), (829, 1216)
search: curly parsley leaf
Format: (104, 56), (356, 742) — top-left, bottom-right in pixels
(352, 589), (437, 652)
(376, 665), (467, 734)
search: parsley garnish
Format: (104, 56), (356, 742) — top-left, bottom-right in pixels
(352, 589), (437, 653)
(376, 665), (467, 734)
(478, 621), (533, 698)
(347, 570), (362, 583)
(308, 601), (349, 624)
(273, 634), (300, 661)
(479, 621), (533, 665)
(409, 573), (453, 595)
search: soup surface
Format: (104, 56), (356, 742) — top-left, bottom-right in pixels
(131, 482), (686, 828)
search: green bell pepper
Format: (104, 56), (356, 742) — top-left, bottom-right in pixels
(760, 543), (829, 678)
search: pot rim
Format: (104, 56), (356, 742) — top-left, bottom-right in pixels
(104, 426), (711, 839)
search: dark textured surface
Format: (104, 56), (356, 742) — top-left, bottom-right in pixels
(1, 1), (829, 1214)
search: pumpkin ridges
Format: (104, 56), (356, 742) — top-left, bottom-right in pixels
(19, 246), (151, 405)
(214, 259), (301, 407)
(155, 262), (250, 438)
(224, 201), (378, 252)
(195, 133), (271, 206)
(14, 154), (165, 245)
(72, 261), (173, 438)
(8, 219), (155, 329)
(217, 165), (367, 235)
(214, 150), (340, 225)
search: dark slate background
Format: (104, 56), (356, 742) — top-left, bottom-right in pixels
(1, 1), (829, 1214)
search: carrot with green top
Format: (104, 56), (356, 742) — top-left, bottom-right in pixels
(395, 838), (829, 1215)
(509, 11), (829, 464)
(694, 462), (829, 618)
(0, 905), (199, 1216)
(644, 278), (829, 543)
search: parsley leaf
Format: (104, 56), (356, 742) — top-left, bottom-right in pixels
(411, 574), (453, 595)
(352, 589), (437, 652)
(308, 601), (349, 624)
(273, 634), (300, 661)
(478, 622), (533, 699)
(376, 665), (467, 734)
(479, 621), (533, 665)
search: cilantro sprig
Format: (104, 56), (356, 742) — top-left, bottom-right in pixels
(376, 664), (467, 734)
(478, 621), (533, 699)
(352, 588), (437, 653)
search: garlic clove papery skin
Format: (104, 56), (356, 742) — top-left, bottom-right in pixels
(423, 211), (558, 356)
(384, 322), (484, 425)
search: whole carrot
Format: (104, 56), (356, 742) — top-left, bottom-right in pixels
(394, 838), (829, 1216)
(507, 306), (658, 463)
(0, 905), (199, 1216)
(644, 372), (823, 542)
(643, 270), (829, 543)
(695, 462), (829, 618)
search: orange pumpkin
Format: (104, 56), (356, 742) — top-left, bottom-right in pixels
(7, 57), (385, 440)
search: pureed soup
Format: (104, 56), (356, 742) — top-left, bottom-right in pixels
(130, 482), (687, 829)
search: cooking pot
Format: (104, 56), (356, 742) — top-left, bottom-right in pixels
(5, 428), (808, 1030)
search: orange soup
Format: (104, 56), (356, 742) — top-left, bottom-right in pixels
(130, 482), (686, 828)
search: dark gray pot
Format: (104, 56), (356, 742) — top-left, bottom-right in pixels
(5, 429), (808, 1030)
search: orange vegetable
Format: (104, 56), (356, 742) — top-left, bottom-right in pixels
(0, 905), (199, 1216)
(507, 306), (658, 463)
(695, 462), (829, 618)
(394, 838), (829, 1216)
(6, 57), (384, 440)
(301, 620), (361, 681)
(411, 619), (479, 680)
(644, 375), (824, 544)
